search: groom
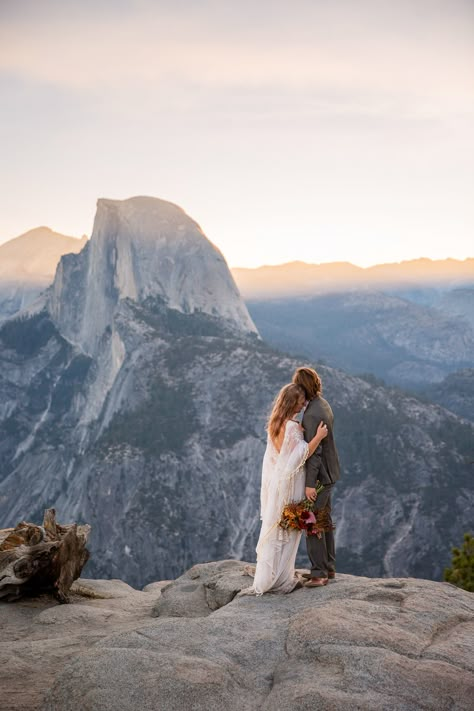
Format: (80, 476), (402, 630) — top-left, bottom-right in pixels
(292, 366), (340, 587)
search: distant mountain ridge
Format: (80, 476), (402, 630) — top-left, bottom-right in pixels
(0, 227), (87, 322)
(1, 220), (472, 398)
(0, 226), (87, 281)
(234, 257), (474, 390)
(232, 257), (474, 299)
(248, 290), (474, 388)
(2, 223), (472, 321)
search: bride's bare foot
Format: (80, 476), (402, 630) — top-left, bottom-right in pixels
(242, 564), (256, 578)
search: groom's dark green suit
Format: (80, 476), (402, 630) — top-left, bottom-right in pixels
(302, 394), (340, 578)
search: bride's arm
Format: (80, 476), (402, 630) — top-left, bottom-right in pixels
(307, 420), (328, 456)
(282, 420), (327, 474)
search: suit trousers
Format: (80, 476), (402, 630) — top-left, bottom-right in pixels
(306, 484), (335, 578)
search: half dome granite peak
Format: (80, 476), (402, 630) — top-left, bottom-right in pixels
(47, 195), (257, 355)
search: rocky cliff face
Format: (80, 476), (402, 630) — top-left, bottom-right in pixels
(3, 562), (471, 711)
(0, 197), (472, 588)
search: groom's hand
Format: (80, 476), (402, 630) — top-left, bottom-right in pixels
(306, 487), (317, 501)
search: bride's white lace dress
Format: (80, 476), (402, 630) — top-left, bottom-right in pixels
(246, 419), (309, 595)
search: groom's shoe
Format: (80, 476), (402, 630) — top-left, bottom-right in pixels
(304, 577), (328, 587)
(302, 571), (335, 580)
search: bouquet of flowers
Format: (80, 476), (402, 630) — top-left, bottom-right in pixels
(279, 482), (333, 538)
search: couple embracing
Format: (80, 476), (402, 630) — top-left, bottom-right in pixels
(244, 366), (340, 596)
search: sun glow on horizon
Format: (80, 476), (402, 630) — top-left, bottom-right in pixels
(0, 0), (472, 269)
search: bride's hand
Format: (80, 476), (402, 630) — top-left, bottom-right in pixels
(317, 421), (328, 440)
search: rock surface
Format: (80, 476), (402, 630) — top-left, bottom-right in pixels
(0, 576), (162, 711)
(37, 561), (474, 711)
(152, 559), (250, 617)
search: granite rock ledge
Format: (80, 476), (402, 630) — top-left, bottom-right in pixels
(39, 560), (474, 711)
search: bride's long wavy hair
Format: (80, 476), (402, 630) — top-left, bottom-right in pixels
(267, 383), (306, 442)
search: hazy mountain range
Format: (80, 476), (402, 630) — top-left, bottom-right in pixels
(247, 291), (474, 392)
(233, 258), (474, 300)
(0, 227), (87, 322)
(229, 260), (474, 395)
(2, 229), (473, 394)
(1, 226), (472, 320)
(0, 197), (472, 587)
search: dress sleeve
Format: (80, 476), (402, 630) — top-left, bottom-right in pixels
(280, 421), (310, 479)
(260, 439), (272, 520)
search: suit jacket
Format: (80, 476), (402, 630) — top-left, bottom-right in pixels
(302, 395), (340, 487)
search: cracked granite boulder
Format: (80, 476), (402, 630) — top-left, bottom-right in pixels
(152, 559), (250, 617)
(42, 562), (474, 711)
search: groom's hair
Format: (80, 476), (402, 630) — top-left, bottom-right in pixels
(292, 366), (322, 400)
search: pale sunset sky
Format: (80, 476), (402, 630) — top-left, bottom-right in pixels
(0, 0), (473, 268)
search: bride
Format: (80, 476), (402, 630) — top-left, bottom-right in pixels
(244, 383), (328, 595)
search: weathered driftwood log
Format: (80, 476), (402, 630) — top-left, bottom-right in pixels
(0, 508), (90, 603)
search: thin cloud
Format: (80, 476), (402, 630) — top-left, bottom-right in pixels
(0, 0), (472, 264)
(0, 0), (472, 118)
